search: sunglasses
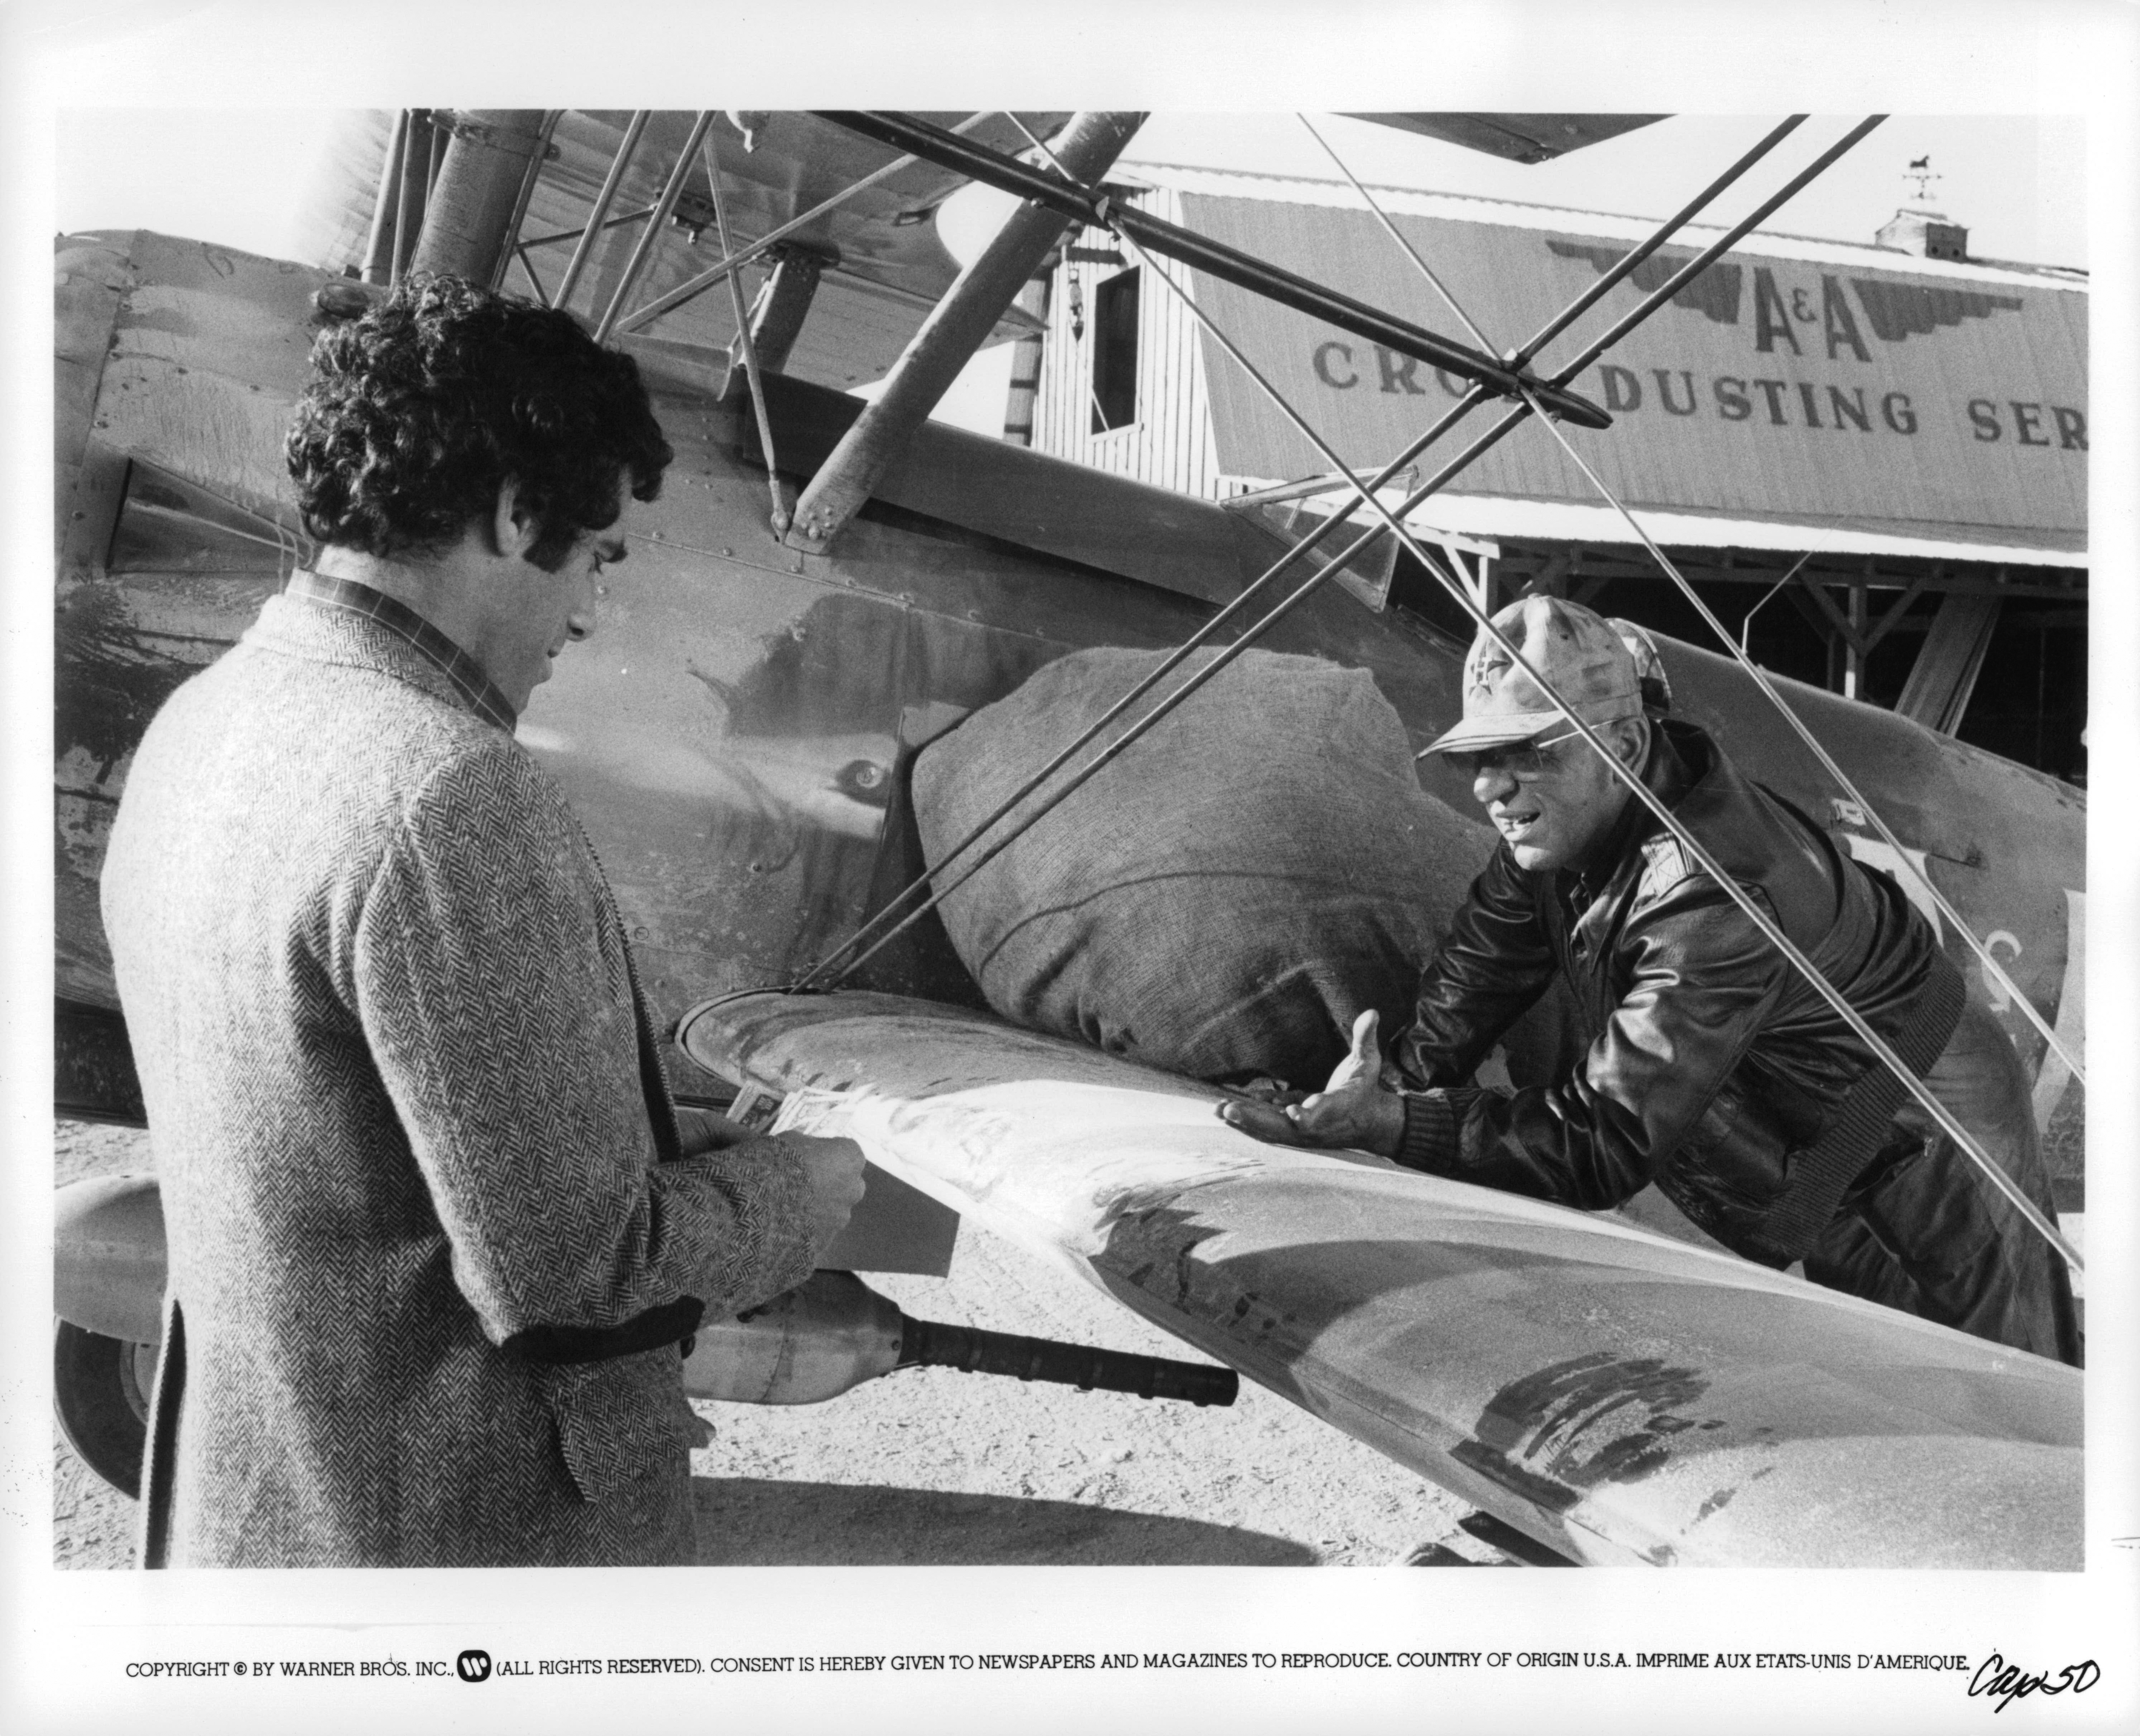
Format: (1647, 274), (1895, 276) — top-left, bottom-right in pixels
(1441, 728), (1584, 780)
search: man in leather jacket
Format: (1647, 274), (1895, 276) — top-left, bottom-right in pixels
(1222, 596), (2079, 1366)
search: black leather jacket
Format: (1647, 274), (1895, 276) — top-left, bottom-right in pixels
(1392, 719), (1956, 1262)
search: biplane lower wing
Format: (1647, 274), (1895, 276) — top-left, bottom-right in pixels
(680, 989), (2081, 1570)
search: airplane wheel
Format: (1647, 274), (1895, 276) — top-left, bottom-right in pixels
(53, 1320), (155, 1498)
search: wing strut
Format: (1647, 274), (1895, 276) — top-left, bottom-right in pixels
(784, 111), (1147, 553)
(703, 135), (793, 536)
(407, 110), (555, 292)
(553, 110), (651, 315)
(594, 112), (719, 342)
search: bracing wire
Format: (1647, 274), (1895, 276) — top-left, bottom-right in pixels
(1740, 555), (1812, 654)
(1521, 405), (2082, 1086)
(1115, 133), (2077, 1273)
(1305, 115), (2083, 1091)
(800, 112), (1840, 991)
(1295, 114), (1497, 354)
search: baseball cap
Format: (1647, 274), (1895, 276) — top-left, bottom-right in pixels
(1422, 595), (1646, 756)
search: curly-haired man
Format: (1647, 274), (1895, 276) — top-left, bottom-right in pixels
(101, 277), (866, 1567)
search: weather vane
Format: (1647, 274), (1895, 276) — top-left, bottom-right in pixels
(1905, 154), (1940, 203)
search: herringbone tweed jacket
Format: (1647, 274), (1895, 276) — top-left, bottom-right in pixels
(102, 593), (819, 1567)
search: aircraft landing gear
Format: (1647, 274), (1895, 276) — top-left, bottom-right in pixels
(53, 1320), (154, 1498)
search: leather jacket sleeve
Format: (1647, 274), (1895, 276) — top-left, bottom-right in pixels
(1400, 846), (1799, 1210)
(1392, 848), (1558, 1089)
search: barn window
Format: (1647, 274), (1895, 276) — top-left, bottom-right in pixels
(1090, 268), (1139, 433)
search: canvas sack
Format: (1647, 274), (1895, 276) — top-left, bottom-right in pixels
(912, 646), (1493, 1085)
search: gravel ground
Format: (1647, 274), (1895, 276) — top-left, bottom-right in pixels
(52, 1119), (1484, 1570)
(53, 1121), (162, 1569)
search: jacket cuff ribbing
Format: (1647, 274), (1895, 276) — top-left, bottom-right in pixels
(1396, 1088), (1478, 1174)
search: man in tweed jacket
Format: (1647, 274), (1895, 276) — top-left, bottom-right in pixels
(101, 278), (865, 1567)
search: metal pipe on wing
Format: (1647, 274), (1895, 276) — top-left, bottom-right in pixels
(677, 1268), (1236, 1406)
(810, 110), (1611, 429)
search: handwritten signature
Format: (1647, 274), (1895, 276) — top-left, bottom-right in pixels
(1967, 1654), (2100, 1713)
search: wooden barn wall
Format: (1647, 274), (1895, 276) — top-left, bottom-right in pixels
(1027, 189), (1233, 499)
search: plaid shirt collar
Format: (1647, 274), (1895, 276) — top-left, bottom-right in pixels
(284, 570), (518, 734)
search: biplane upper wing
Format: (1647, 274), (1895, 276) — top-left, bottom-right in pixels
(1348, 113), (1670, 163)
(680, 987), (2081, 1572)
(301, 110), (1076, 388)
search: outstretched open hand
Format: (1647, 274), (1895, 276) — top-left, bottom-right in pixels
(1217, 1010), (1406, 1157)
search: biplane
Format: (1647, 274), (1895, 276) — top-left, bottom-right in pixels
(53, 109), (2085, 1567)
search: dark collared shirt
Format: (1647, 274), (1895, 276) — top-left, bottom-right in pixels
(285, 569), (517, 733)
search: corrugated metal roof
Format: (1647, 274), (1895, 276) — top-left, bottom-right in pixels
(1171, 187), (2087, 555)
